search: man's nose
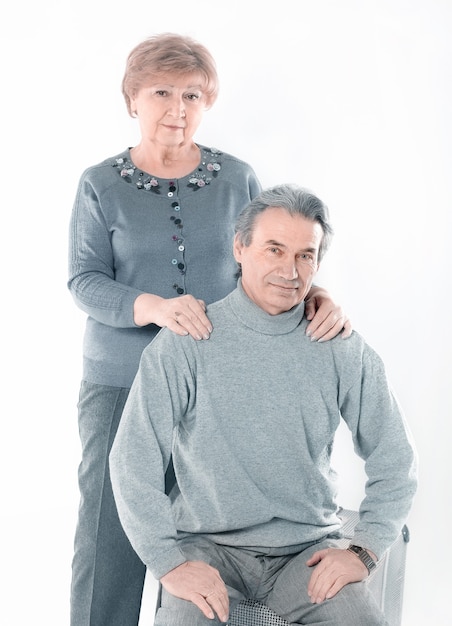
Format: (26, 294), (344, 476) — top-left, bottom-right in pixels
(279, 260), (298, 280)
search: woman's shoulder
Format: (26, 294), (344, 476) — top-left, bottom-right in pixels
(196, 145), (261, 195)
(78, 149), (130, 182)
(198, 144), (256, 173)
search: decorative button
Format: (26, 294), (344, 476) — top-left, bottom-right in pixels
(113, 146), (221, 194)
(178, 245), (185, 252)
(171, 259), (177, 265)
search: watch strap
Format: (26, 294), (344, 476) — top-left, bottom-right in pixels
(347, 544), (377, 574)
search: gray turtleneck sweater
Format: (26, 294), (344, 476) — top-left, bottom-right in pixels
(110, 281), (417, 581)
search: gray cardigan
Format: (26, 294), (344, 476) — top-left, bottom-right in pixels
(110, 281), (417, 580)
(68, 145), (261, 387)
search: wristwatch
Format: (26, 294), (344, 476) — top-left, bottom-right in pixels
(347, 544), (377, 574)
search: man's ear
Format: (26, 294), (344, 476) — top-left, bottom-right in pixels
(233, 234), (243, 263)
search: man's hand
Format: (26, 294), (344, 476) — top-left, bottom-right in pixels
(160, 561), (229, 622)
(306, 548), (369, 604)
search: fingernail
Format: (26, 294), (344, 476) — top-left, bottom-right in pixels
(306, 330), (312, 337)
(310, 335), (317, 342)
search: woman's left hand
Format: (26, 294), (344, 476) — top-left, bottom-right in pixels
(305, 287), (352, 342)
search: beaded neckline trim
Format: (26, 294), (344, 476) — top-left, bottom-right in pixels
(112, 146), (222, 193)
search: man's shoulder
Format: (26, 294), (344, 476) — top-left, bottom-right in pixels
(321, 330), (385, 374)
(205, 291), (231, 313)
(325, 329), (367, 356)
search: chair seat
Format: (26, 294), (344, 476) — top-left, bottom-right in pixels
(229, 599), (289, 625)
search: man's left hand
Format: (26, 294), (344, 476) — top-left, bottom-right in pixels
(306, 548), (368, 604)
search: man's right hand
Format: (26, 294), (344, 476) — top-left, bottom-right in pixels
(160, 560), (229, 622)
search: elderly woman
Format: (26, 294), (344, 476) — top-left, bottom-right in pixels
(68, 33), (351, 626)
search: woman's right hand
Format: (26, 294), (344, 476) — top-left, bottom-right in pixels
(134, 293), (212, 340)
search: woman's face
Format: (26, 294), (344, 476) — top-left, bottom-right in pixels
(130, 72), (209, 149)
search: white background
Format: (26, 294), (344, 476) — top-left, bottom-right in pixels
(1, 1), (451, 624)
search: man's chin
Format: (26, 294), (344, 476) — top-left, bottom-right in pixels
(266, 296), (301, 315)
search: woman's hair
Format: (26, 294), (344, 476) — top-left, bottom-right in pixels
(121, 33), (219, 116)
(235, 184), (334, 263)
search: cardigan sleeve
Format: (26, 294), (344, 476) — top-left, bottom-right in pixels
(67, 171), (142, 328)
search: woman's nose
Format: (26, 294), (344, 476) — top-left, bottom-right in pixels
(168, 97), (185, 118)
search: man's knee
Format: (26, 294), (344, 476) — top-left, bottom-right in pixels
(306, 582), (388, 626)
(156, 592), (227, 626)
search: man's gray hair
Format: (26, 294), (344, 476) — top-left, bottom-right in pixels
(235, 184), (333, 262)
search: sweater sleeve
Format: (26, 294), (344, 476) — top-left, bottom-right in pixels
(109, 331), (193, 579)
(339, 343), (418, 558)
(67, 171), (142, 328)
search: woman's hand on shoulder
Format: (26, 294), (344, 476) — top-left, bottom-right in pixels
(134, 293), (212, 340)
(304, 286), (352, 342)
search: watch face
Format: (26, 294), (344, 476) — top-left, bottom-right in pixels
(348, 545), (376, 571)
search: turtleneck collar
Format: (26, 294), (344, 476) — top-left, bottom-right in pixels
(228, 279), (305, 335)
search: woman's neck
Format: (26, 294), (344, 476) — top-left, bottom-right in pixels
(130, 141), (200, 179)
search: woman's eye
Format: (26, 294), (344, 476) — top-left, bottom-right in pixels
(185, 93), (200, 101)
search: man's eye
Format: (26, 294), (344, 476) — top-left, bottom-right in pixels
(299, 253), (315, 265)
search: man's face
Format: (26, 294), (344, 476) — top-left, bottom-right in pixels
(233, 207), (322, 315)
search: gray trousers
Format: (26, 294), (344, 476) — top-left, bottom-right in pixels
(155, 536), (389, 626)
(70, 382), (145, 626)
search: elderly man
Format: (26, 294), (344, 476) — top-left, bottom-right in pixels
(110, 184), (417, 626)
